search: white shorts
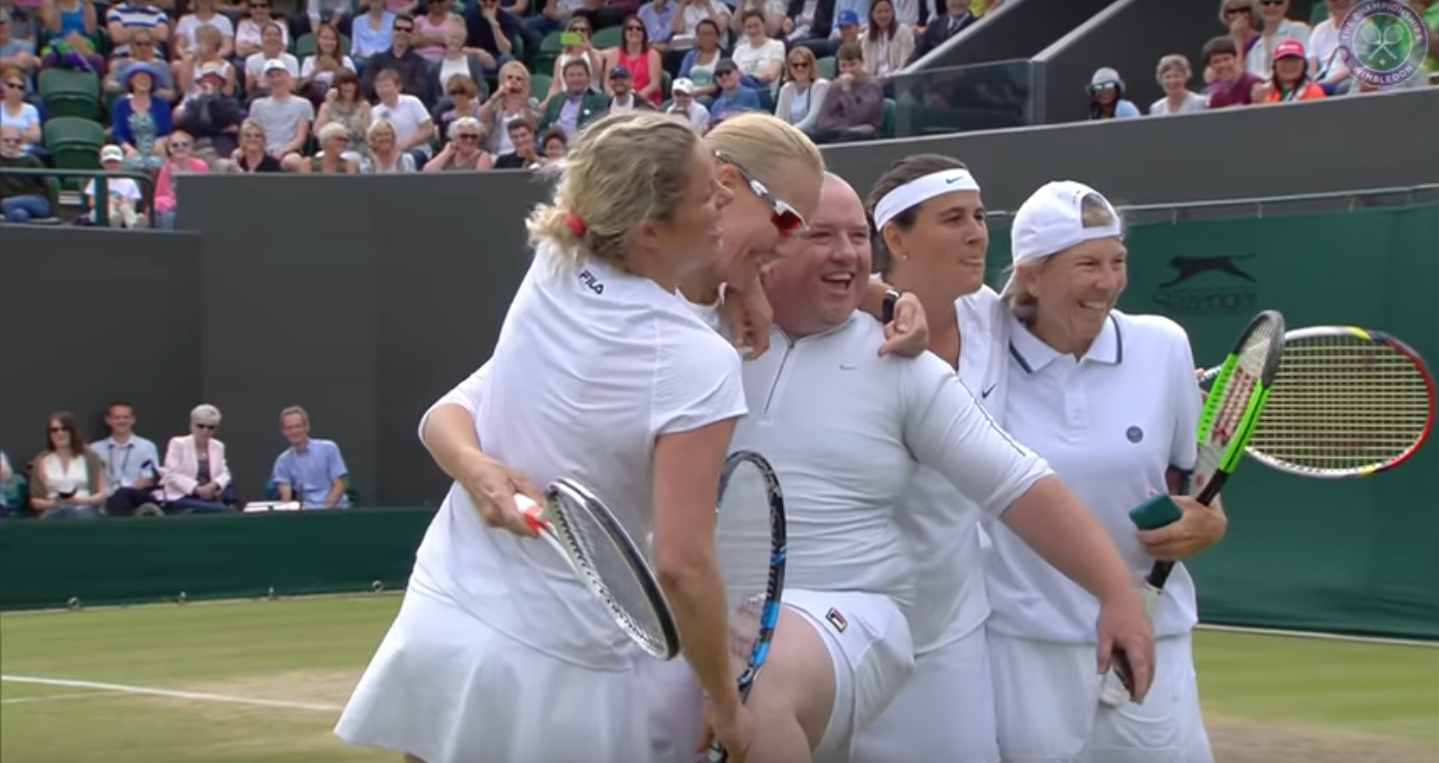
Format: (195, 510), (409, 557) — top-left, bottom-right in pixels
(852, 625), (999, 763)
(988, 630), (1214, 763)
(334, 589), (649, 763)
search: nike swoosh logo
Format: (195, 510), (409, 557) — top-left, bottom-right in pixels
(840, 363), (859, 370)
(981, 384), (997, 398)
(946, 177), (962, 184)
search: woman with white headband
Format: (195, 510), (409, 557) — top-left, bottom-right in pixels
(985, 180), (1226, 763)
(852, 154), (1013, 763)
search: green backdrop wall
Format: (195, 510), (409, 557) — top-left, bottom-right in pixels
(987, 201), (1439, 640)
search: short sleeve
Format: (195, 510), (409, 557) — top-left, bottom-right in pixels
(326, 443), (349, 480)
(418, 360), (491, 442)
(652, 326), (747, 436)
(271, 451), (292, 484)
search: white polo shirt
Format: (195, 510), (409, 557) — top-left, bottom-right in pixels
(409, 249), (747, 671)
(730, 312), (1052, 606)
(895, 285), (1013, 653)
(984, 310), (1202, 644)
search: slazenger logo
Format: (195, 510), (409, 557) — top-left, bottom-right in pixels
(578, 269), (604, 295)
(1151, 256), (1258, 315)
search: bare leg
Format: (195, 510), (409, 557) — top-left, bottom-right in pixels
(744, 607), (837, 763)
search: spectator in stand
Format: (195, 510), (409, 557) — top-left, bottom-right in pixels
(299, 0), (354, 39)
(783, 0), (835, 50)
(85, 144), (144, 226)
(1420, 0), (1439, 79)
(462, 0), (522, 75)
(1246, 0), (1307, 76)
(1255, 37), (1324, 102)
(0, 65), (40, 153)
(176, 63), (245, 159)
(243, 21), (297, 95)
(113, 63), (174, 171)
(298, 22), (356, 102)
(526, 0), (587, 38)
(317, 69), (372, 154)
(1149, 54), (1206, 115)
(0, 449), (15, 517)
(539, 124), (565, 158)
(604, 13), (662, 104)
(434, 24), (491, 97)
(30, 412), (106, 520)
(860, 0), (913, 79)
(603, 64), (652, 113)
(807, 39), (880, 142)
(172, 0), (234, 60)
(433, 71), (481, 148)
(673, 0), (732, 50)
(297, 120), (358, 171)
(91, 401), (163, 517)
(235, 0), (288, 59)
(1203, 35), (1262, 108)
(909, 0), (970, 63)
(160, 403), (235, 514)
(1, 10), (39, 86)
(539, 56), (607, 138)
(664, 76), (709, 129)
(637, 0), (676, 56)
(106, 0), (169, 60)
(1307, 0), (1352, 94)
(775, 44), (827, 129)
(1216, 0), (1262, 81)
(350, 0), (397, 61)
(362, 116), (417, 171)
(1087, 66), (1139, 119)
(249, 60), (311, 169)
(824, 7), (860, 55)
(36, 0), (99, 71)
(0, 124), (51, 222)
(172, 25), (237, 111)
(413, 0), (460, 62)
(889, 0), (933, 30)
(708, 57), (760, 120)
(153, 129), (208, 226)
(479, 60), (536, 154)
(1, 1), (37, 45)
(272, 406), (350, 510)
(226, 116), (284, 171)
(677, 17), (722, 102)
(732, 0), (785, 37)
(492, 115), (541, 167)
(546, 15), (604, 97)
(361, 14), (432, 103)
(372, 66), (433, 163)
(107, 29), (176, 99)
(423, 114), (491, 170)
(731, 9), (784, 98)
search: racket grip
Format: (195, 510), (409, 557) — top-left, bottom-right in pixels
(1097, 584), (1164, 708)
(705, 742), (726, 763)
(513, 493), (547, 532)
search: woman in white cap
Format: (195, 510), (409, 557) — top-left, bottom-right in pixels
(851, 153), (1012, 763)
(985, 180), (1227, 763)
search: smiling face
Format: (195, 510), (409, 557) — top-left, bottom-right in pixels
(886, 189), (988, 299)
(763, 175), (871, 336)
(1019, 237), (1127, 352)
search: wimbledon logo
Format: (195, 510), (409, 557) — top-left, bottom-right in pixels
(1338, 0), (1429, 88)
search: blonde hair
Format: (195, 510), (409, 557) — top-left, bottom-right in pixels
(1218, 0), (1264, 30)
(447, 116), (483, 141)
(316, 120), (348, 143)
(367, 118), (397, 144)
(703, 112), (823, 192)
(279, 406), (309, 424)
(1156, 53), (1191, 83)
(527, 112), (703, 271)
(191, 404), (222, 426)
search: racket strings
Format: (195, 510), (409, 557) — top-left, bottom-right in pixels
(1251, 337), (1431, 469)
(547, 496), (671, 657)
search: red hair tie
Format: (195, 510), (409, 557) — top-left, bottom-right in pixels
(565, 212), (587, 236)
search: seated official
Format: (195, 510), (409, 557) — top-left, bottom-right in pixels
(160, 404), (236, 514)
(90, 401), (163, 516)
(272, 406), (350, 509)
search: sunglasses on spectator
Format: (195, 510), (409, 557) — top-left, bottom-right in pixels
(171, 141), (191, 149)
(457, 133), (480, 140)
(1224, 6), (1250, 13)
(1259, 0), (1283, 4)
(789, 60), (809, 68)
(0, 137), (21, 145)
(194, 423), (217, 430)
(625, 25), (642, 31)
(49, 426), (67, 433)
(5, 81), (24, 89)
(394, 23), (413, 31)
(570, 25), (590, 33)
(716, 152), (806, 237)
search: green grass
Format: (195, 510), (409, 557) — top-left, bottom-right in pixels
(1, 596), (1436, 762)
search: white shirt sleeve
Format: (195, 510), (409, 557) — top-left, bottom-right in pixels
(652, 329), (747, 436)
(900, 353), (1053, 516)
(417, 360), (491, 444)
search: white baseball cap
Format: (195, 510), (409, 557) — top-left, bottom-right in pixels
(100, 144), (125, 163)
(672, 77), (695, 95)
(263, 58), (289, 74)
(1002, 180), (1123, 298)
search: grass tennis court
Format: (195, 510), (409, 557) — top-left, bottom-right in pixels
(1, 594), (1435, 763)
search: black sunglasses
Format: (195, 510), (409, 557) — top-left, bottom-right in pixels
(194, 423), (217, 430)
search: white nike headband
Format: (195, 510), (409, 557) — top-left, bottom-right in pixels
(873, 168), (981, 230)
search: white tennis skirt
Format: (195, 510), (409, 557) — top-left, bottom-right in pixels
(335, 588), (650, 763)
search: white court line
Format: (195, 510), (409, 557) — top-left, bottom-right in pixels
(1197, 623), (1439, 649)
(0, 675), (342, 712)
(1, 691), (115, 705)
(0, 589), (404, 618)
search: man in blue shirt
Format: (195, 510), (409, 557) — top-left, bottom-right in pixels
(91, 401), (163, 516)
(272, 406), (350, 509)
(709, 59), (762, 122)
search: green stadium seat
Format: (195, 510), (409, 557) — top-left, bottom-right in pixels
(591, 24), (622, 50)
(881, 97), (896, 138)
(661, 69), (672, 99)
(38, 68), (101, 121)
(42, 116), (106, 173)
(817, 56), (836, 80)
(1308, 0), (1328, 26)
(292, 32), (352, 57)
(529, 72), (552, 99)
(536, 30), (564, 79)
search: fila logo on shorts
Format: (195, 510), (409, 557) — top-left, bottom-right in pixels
(825, 607), (848, 633)
(578, 269), (605, 295)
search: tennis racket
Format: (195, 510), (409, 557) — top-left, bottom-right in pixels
(705, 451), (787, 763)
(1197, 326), (1434, 479)
(1099, 309), (1286, 707)
(515, 480), (681, 660)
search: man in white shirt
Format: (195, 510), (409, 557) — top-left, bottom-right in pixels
(85, 145), (144, 227)
(248, 60), (313, 171)
(372, 66), (435, 165)
(665, 77), (712, 129)
(91, 401), (162, 516)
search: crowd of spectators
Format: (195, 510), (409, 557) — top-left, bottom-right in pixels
(0, 401), (353, 519)
(0, 0), (1006, 225)
(1086, 0), (1439, 120)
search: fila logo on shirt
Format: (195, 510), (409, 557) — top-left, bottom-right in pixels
(825, 607), (848, 633)
(578, 269), (605, 295)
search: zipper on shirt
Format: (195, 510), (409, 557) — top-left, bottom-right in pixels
(761, 335), (797, 419)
